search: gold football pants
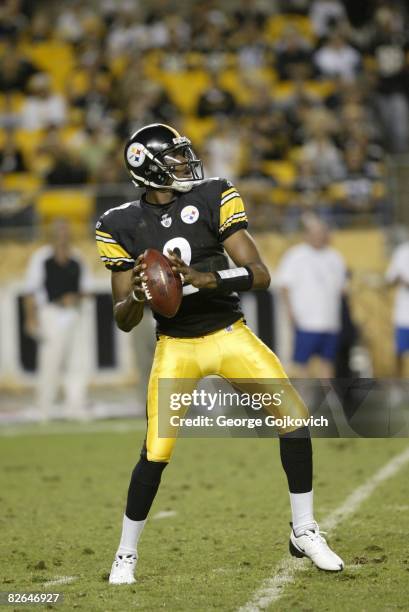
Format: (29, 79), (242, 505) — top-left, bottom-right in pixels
(145, 319), (309, 462)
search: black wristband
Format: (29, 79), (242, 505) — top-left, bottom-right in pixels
(214, 266), (254, 292)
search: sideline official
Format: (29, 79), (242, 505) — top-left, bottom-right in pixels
(23, 218), (92, 421)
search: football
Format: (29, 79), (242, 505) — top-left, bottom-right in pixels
(142, 248), (183, 318)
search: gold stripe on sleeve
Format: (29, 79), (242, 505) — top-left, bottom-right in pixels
(221, 186), (236, 199)
(96, 229), (114, 239)
(96, 241), (133, 261)
(220, 212), (248, 234)
(219, 196), (246, 228)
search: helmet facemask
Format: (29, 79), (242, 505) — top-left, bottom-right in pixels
(159, 142), (204, 192)
(129, 136), (204, 193)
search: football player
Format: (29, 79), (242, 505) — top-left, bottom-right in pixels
(95, 124), (344, 584)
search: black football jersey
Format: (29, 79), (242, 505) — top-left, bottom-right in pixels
(95, 178), (248, 337)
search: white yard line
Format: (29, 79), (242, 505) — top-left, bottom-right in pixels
(238, 444), (409, 612)
(43, 575), (77, 587)
(152, 510), (178, 520)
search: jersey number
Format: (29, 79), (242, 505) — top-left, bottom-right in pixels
(162, 237), (198, 296)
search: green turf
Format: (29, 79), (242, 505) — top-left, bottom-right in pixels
(1, 421), (408, 611)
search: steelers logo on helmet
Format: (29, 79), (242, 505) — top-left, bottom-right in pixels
(181, 205), (199, 224)
(124, 124), (205, 192)
(126, 143), (146, 168)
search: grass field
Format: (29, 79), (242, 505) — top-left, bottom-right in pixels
(1, 420), (409, 611)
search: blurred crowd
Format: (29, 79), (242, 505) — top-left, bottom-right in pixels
(1, 0), (409, 230)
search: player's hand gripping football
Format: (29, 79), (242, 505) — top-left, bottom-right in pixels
(131, 254), (148, 301)
(167, 250), (217, 290)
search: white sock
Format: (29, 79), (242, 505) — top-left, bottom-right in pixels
(117, 515), (146, 557)
(289, 490), (315, 536)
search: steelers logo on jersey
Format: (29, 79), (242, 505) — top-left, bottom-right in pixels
(181, 205), (199, 224)
(127, 143), (146, 167)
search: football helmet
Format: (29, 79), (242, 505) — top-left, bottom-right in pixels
(124, 123), (204, 193)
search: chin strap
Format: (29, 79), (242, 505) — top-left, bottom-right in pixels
(169, 179), (195, 192)
(132, 177), (200, 193)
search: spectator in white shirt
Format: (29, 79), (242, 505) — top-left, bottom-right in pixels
(314, 31), (361, 81)
(23, 219), (92, 421)
(301, 108), (344, 184)
(204, 119), (242, 181)
(20, 73), (66, 131)
(276, 215), (346, 377)
(385, 241), (409, 377)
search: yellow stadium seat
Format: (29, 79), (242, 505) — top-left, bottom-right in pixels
(66, 68), (90, 97)
(305, 80), (336, 98)
(271, 81), (296, 101)
(21, 42), (75, 92)
(262, 161), (296, 186)
(3, 173), (42, 192)
(109, 55), (128, 77)
(185, 52), (206, 70)
(270, 187), (293, 206)
(143, 50), (165, 80)
(36, 189), (95, 223)
(13, 129), (46, 170)
(60, 126), (84, 145)
(266, 15), (315, 44)
(157, 70), (210, 114)
(218, 69), (253, 104)
(182, 116), (216, 148)
(14, 129), (45, 153)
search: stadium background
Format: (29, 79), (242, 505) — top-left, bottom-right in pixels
(1, 0), (409, 408)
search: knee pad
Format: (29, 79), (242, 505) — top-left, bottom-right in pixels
(131, 456), (168, 487)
